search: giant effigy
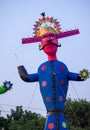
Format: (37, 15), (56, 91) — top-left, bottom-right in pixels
(18, 13), (89, 130)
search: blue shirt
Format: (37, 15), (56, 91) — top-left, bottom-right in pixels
(28, 60), (79, 110)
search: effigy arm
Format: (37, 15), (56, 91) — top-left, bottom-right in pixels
(17, 66), (39, 82)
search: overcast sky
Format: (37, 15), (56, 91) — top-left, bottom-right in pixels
(0, 0), (90, 117)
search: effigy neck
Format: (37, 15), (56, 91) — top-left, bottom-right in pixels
(48, 55), (57, 61)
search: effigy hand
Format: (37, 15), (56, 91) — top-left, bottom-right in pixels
(3, 81), (13, 90)
(79, 69), (90, 80)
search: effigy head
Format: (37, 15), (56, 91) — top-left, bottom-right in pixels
(22, 12), (80, 53)
(33, 13), (61, 55)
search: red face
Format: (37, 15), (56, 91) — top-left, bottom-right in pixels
(40, 33), (58, 56)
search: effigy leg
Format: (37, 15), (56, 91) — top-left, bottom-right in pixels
(44, 112), (69, 130)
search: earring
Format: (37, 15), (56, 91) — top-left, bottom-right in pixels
(39, 43), (42, 50)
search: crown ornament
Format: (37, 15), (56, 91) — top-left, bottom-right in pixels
(33, 12), (61, 37)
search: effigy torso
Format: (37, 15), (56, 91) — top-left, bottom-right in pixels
(38, 60), (69, 111)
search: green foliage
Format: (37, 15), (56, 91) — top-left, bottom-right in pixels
(64, 98), (90, 130)
(0, 117), (8, 130)
(69, 125), (86, 130)
(7, 106), (45, 130)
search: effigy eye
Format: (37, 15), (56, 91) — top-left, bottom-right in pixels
(50, 36), (54, 39)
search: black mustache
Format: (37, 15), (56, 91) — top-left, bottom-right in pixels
(39, 43), (61, 50)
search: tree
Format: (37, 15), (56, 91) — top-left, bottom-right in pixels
(0, 117), (8, 130)
(7, 106), (46, 130)
(64, 98), (90, 130)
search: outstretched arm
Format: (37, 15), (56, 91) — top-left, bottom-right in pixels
(68, 69), (90, 81)
(0, 85), (7, 94)
(17, 65), (39, 82)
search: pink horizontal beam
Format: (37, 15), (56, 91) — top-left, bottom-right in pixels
(22, 29), (80, 44)
(56, 29), (80, 39)
(22, 37), (40, 44)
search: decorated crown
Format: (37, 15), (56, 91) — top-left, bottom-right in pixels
(33, 12), (61, 37)
(22, 12), (80, 44)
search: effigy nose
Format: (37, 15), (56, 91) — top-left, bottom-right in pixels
(47, 38), (52, 42)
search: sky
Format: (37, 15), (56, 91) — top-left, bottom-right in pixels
(0, 0), (90, 117)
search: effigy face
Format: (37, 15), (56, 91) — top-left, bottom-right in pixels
(40, 32), (58, 56)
